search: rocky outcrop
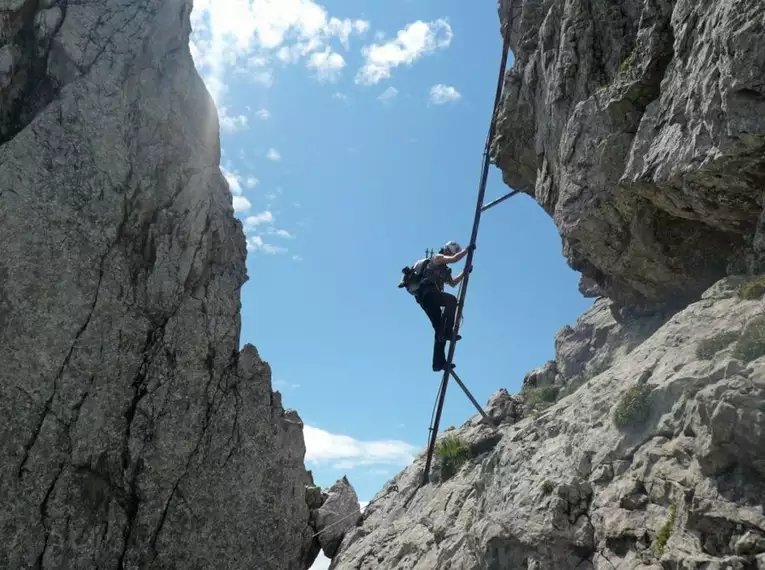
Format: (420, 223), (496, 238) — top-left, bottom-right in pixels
(0, 1), (317, 568)
(313, 477), (363, 559)
(554, 298), (668, 387)
(331, 277), (765, 569)
(492, 0), (765, 310)
(523, 360), (559, 388)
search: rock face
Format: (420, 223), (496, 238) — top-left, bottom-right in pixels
(313, 477), (363, 558)
(331, 277), (765, 569)
(554, 298), (668, 387)
(492, 0), (765, 309)
(0, 1), (317, 568)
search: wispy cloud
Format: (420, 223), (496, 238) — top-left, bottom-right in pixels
(245, 176), (259, 188)
(247, 235), (288, 254)
(378, 86), (398, 102)
(356, 19), (453, 85)
(303, 425), (417, 468)
(255, 109), (271, 120)
(267, 148), (281, 161)
(274, 379), (301, 390)
(243, 211), (295, 255)
(250, 70), (275, 87)
(307, 48), (346, 82)
(219, 107), (249, 132)
(245, 211), (274, 228)
(333, 92), (349, 102)
(429, 84), (461, 104)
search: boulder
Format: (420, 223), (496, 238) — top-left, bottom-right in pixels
(314, 476), (362, 558)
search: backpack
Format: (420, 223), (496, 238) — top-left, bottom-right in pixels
(398, 258), (431, 295)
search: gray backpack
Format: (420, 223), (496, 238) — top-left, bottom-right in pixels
(398, 258), (431, 295)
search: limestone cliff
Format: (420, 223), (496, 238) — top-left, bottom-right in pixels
(492, 0), (765, 310)
(0, 1), (317, 568)
(332, 277), (765, 569)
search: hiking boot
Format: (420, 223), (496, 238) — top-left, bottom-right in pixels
(432, 362), (456, 372)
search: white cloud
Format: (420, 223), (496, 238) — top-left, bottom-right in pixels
(429, 84), (461, 104)
(267, 148), (281, 161)
(222, 167), (243, 194)
(233, 195), (252, 212)
(292, 255), (303, 262)
(245, 176), (259, 188)
(246, 235), (288, 254)
(272, 229), (294, 238)
(191, 0), (370, 98)
(307, 48), (346, 82)
(333, 92), (349, 102)
(219, 107), (249, 132)
(303, 425), (417, 468)
(255, 109), (271, 120)
(245, 211), (275, 228)
(356, 19), (453, 85)
(378, 86), (398, 102)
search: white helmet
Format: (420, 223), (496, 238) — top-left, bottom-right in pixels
(443, 241), (462, 255)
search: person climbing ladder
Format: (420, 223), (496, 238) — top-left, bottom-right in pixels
(413, 241), (474, 371)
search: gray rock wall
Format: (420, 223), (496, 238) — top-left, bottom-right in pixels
(331, 278), (765, 569)
(0, 1), (315, 568)
(493, 0), (765, 309)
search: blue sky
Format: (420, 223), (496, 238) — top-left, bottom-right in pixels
(189, 2), (592, 566)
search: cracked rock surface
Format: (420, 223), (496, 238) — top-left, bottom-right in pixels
(492, 0), (765, 310)
(331, 278), (765, 569)
(314, 476), (363, 559)
(0, 1), (316, 568)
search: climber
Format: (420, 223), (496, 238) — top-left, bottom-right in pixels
(414, 241), (474, 372)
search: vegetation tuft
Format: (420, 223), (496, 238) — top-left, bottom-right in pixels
(435, 434), (471, 480)
(613, 384), (652, 429)
(655, 504), (677, 556)
(738, 275), (765, 300)
(522, 385), (560, 411)
(732, 316), (765, 363)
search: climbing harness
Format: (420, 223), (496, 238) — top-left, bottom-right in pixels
(419, 25), (519, 487)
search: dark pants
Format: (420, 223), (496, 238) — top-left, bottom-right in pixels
(417, 287), (457, 369)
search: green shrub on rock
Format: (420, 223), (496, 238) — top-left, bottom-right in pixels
(738, 275), (765, 300)
(521, 385), (560, 411)
(732, 316), (765, 363)
(435, 434), (470, 480)
(655, 504), (677, 556)
(613, 384), (652, 429)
